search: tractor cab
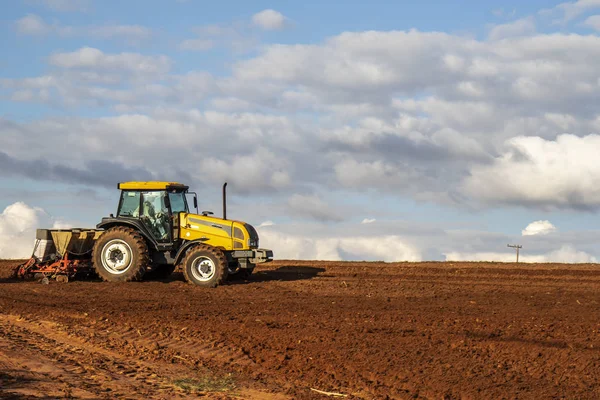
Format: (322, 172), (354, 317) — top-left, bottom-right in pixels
(116, 182), (191, 243)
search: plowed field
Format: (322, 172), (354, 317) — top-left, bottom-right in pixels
(1, 259), (599, 399)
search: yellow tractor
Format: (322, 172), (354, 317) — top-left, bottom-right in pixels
(15, 181), (271, 287)
(91, 181), (272, 287)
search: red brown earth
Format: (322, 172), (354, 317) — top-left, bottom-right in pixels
(1, 259), (599, 399)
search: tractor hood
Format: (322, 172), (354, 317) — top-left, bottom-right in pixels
(179, 213), (259, 250)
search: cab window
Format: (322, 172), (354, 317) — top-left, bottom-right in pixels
(118, 191), (141, 217)
(168, 192), (188, 214)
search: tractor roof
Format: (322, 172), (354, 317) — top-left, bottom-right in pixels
(118, 181), (189, 191)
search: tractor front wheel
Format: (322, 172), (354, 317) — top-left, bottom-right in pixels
(92, 227), (149, 282)
(182, 245), (228, 288)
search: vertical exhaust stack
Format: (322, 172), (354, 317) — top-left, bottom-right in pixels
(223, 182), (227, 220)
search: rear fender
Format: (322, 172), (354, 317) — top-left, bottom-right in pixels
(96, 217), (159, 251)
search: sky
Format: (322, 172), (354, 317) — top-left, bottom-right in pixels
(2, 0), (600, 262)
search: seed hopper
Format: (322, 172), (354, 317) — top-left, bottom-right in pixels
(14, 229), (102, 282)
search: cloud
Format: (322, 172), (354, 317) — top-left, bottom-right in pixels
(540, 0), (600, 24)
(0, 151), (156, 188)
(463, 134), (600, 209)
(7, 26), (600, 210)
(583, 14), (600, 29)
(180, 10), (288, 53)
(488, 17), (536, 40)
(286, 194), (343, 222)
(48, 47), (171, 74)
(179, 22), (258, 53)
(0, 202), (80, 259)
(258, 221), (275, 227)
(445, 245), (596, 263)
(16, 14), (56, 35)
(15, 15), (152, 43)
(252, 9), (287, 30)
(197, 148), (292, 193)
(258, 226), (421, 261)
(0, 111), (307, 196)
(335, 159), (410, 189)
(0, 203), (42, 259)
(522, 220), (557, 236)
(362, 218), (376, 224)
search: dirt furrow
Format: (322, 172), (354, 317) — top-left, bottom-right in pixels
(1, 259), (600, 399)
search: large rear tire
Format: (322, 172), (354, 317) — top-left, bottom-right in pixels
(182, 244), (228, 288)
(92, 227), (149, 282)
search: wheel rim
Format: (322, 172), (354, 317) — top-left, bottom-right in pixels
(102, 239), (133, 275)
(191, 256), (216, 282)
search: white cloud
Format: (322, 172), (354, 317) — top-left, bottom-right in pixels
(445, 245), (596, 263)
(335, 159), (410, 189)
(258, 220), (275, 227)
(0, 109), (308, 197)
(198, 148), (292, 193)
(179, 22), (258, 53)
(16, 14), (52, 35)
(541, 0), (600, 23)
(15, 15), (151, 44)
(7, 24), (600, 211)
(522, 220), (557, 236)
(362, 218), (376, 224)
(48, 47), (171, 74)
(488, 17), (536, 40)
(52, 220), (73, 229)
(583, 14), (600, 29)
(258, 226), (421, 261)
(252, 9), (287, 30)
(464, 134), (600, 209)
(0, 202), (43, 259)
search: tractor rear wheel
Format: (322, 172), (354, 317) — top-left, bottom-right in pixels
(92, 227), (149, 282)
(182, 244), (228, 288)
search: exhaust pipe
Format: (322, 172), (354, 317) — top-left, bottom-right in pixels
(222, 182), (227, 220)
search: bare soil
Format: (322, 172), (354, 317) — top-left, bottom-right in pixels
(1, 259), (599, 399)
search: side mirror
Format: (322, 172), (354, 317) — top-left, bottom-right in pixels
(193, 197), (198, 210)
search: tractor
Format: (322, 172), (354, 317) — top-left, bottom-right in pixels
(15, 182), (273, 287)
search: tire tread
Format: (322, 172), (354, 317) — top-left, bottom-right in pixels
(92, 226), (149, 282)
(181, 244), (228, 287)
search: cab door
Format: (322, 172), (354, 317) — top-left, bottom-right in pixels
(140, 191), (171, 242)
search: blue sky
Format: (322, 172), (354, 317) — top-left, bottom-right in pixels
(2, 0), (600, 262)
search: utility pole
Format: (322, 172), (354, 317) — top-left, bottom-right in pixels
(507, 244), (522, 263)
